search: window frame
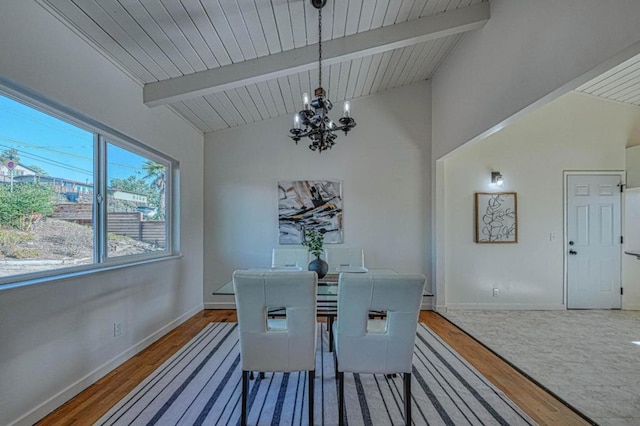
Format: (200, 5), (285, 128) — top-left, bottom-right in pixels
(0, 80), (180, 290)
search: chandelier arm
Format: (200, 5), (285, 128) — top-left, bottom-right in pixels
(289, 129), (313, 139)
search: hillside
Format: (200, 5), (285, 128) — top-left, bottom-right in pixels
(0, 218), (160, 277)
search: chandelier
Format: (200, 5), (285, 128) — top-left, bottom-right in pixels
(289, 0), (356, 153)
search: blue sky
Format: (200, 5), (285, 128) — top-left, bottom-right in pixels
(0, 94), (146, 183)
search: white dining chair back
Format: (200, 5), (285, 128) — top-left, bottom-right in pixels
(271, 248), (309, 270)
(333, 272), (425, 425)
(233, 270), (317, 425)
(324, 247), (366, 272)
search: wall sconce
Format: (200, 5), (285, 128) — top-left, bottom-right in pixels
(491, 171), (504, 186)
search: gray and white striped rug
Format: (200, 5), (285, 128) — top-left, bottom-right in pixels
(96, 322), (535, 425)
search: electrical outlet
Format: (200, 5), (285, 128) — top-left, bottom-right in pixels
(113, 322), (123, 337)
(492, 288), (499, 296)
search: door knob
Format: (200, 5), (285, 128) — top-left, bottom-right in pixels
(569, 249), (578, 255)
(569, 241), (575, 246)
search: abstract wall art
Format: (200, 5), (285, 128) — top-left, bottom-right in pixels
(278, 180), (343, 244)
(475, 192), (518, 243)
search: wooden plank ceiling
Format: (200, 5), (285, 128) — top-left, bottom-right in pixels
(38, 0), (490, 134)
(575, 53), (640, 107)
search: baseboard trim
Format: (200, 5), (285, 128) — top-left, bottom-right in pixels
(434, 304), (448, 313)
(622, 304), (640, 310)
(445, 303), (566, 310)
(420, 301), (434, 310)
(206, 301), (436, 311)
(205, 301), (236, 309)
(12, 303), (204, 426)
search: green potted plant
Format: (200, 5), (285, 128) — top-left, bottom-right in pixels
(302, 228), (328, 278)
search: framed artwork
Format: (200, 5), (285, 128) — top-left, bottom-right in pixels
(475, 192), (518, 243)
(278, 180), (343, 244)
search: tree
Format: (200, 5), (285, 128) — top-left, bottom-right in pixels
(142, 161), (166, 218)
(108, 176), (156, 213)
(109, 175), (152, 194)
(0, 148), (19, 165)
(0, 183), (54, 231)
(24, 165), (48, 176)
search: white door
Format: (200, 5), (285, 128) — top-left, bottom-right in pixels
(567, 174), (622, 309)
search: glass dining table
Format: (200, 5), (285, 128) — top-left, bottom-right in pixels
(212, 268), (399, 350)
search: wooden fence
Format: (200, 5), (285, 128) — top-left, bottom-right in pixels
(52, 203), (165, 248)
(107, 213), (166, 248)
(52, 203), (93, 224)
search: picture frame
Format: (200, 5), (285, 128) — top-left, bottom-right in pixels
(278, 180), (343, 244)
(475, 192), (518, 243)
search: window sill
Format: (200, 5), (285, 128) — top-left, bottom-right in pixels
(0, 253), (183, 292)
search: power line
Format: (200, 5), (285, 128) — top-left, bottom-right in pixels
(0, 138), (144, 176)
(0, 136), (93, 162)
(0, 142), (92, 177)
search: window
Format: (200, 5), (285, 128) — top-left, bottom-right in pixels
(106, 142), (168, 258)
(0, 89), (177, 286)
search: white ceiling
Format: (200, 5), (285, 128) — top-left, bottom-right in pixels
(575, 53), (640, 107)
(38, 0), (490, 133)
(37, 0), (640, 136)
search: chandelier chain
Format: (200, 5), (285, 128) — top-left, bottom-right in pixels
(318, 5), (322, 88)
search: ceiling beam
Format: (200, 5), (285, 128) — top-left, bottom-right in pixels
(143, 2), (490, 107)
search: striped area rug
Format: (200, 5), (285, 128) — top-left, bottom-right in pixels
(96, 322), (536, 425)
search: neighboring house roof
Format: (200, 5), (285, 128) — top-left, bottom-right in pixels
(0, 163), (38, 176)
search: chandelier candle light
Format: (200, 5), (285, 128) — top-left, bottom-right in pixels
(289, 0), (356, 153)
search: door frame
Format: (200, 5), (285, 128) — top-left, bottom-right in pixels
(563, 171), (625, 309)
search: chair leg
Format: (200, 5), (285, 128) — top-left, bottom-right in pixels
(241, 370), (249, 426)
(403, 372), (411, 425)
(328, 315), (334, 352)
(308, 370), (315, 426)
(249, 371), (265, 380)
(338, 371), (345, 426)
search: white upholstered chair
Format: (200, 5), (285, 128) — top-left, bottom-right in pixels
(271, 248), (309, 270)
(233, 270), (317, 426)
(332, 273), (425, 425)
(324, 248), (366, 272)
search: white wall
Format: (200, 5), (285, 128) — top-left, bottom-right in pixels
(444, 92), (640, 309)
(431, 0), (640, 309)
(204, 82), (431, 307)
(432, 0), (640, 160)
(627, 145), (640, 188)
(624, 145), (640, 309)
(0, 2), (204, 425)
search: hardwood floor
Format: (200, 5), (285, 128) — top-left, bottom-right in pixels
(37, 310), (589, 425)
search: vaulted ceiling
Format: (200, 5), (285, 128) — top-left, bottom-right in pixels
(37, 0), (640, 137)
(575, 53), (640, 107)
(38, 0), (490, 133)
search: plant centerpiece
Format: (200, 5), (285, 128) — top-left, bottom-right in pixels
(303, 229), (324, 257)
(303, 228), (328, 278)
